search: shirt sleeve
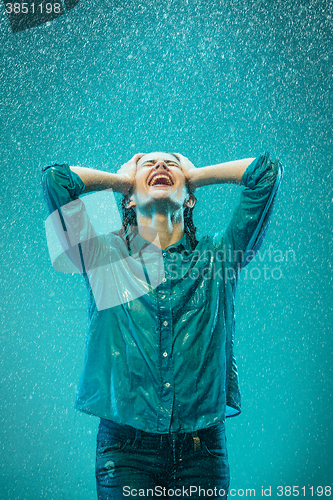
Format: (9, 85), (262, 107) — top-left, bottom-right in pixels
(214, 151), (284, 270)
(41, 162), (110, 274)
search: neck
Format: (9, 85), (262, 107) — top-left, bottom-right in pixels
(136, 210), (185, 250)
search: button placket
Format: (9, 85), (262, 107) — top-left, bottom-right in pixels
(156, 259), (174, 432)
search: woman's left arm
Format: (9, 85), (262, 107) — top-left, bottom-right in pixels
(190, 158), (255, 188)
(175, 151), (285, 270)
(174, 153), (255, 188)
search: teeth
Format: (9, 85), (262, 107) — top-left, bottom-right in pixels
(150, 174), (172, 186)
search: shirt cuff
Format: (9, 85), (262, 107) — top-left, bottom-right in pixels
(241, 151), (274, 188)
(42, 161), (86, 199)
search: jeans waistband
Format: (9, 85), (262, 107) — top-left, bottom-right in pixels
(98, 418), (225, 440)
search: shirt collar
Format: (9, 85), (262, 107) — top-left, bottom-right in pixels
(129, 229), (191, 256)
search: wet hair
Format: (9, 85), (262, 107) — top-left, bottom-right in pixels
(120, 152), (198, 252)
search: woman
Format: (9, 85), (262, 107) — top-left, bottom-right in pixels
(41, 150), (283, 499)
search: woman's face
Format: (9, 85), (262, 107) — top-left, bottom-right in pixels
(127, 152), (191, 214)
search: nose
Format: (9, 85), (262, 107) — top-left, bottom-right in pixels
(154, 160), (168, 169)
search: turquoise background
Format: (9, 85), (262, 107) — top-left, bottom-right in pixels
(1, 0), (332, 498)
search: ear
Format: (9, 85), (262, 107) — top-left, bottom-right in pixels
(124, 195), (136, 209)
(183, 193), (196, 209)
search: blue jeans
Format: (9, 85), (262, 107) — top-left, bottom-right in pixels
(95, 419), (230, 500)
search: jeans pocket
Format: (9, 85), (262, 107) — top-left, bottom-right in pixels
(95, 436), (132, 488)
(200, 428), (228, 459)
(96, 436), (130, 457)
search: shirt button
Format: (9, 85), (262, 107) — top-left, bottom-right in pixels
(162, 278), (167, 283)
(163, 351), (168, 357)
(163, 252), (167, 257)
(163, 321), (168, 326)
(165, 382), (170, 388)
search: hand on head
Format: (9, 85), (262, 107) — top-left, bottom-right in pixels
(117, 152), (197, 196)
(172, 153), (197, 193)
(116, 153), (145, 194)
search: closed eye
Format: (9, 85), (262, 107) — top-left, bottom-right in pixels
(141, 160), (180, 168)
(165, 162), (180, 167)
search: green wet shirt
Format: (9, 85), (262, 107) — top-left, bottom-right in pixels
(41, 151), (284, 433)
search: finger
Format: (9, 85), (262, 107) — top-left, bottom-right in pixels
(173, 153), (188, 164)
(129, 153), (145, 165)
(129, 153), (142, 162)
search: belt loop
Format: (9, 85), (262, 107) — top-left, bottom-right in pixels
(192, 431), (201, 451)
(132, 428), (142, 449)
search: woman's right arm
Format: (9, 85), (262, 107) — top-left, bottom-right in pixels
(70, 153), (145, 194)
(41, 153), (145, 273)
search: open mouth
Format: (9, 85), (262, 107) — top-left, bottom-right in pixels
(148, 172), (174, 187)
